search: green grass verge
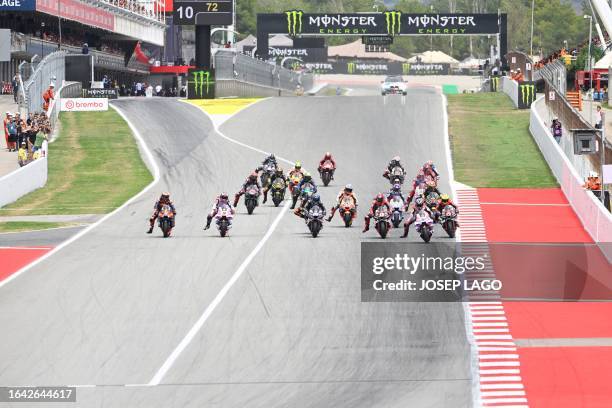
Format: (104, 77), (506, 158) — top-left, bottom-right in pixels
(442, 84), (459, 95)
(0, 221), (77, 233)
(448, 93), (557, 188)
(0, 110), (152, 215)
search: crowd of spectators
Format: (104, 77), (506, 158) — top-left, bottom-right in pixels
(100, 0), (164, 21)
(534, 35), (609, 70)
(509, 68), (524, 82)
(3, 111), (50, 167)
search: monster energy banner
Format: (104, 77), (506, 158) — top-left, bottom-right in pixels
(243, 45), (328, 62)
(188, 68), (215, 99)
(303, 61), (450, 75)
(517, 80), (536, 109)
(276, 11), (500, 36)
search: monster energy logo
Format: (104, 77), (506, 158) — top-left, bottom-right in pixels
(520, 83), (535, 106)
(347, 62), (356, 74)
(192, 70), (213, 98)
(402, 63), (411, 74)
(491, 76), (500, 92)
(384, 11), (402, 36)
(286, 10), (303, 36)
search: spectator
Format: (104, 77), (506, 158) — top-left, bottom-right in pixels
(32, 123), (48, 154)
(11, 74), (19, 103)
(82, 42), (89, 55)
(5, 113), (18, 152)
(583, 171), (601, 191)
(136, 82), (143, 96)
(595, 105), (603, 129)
(3, 112), (12, 151)
(17, 141), (28, 167)
(13, 112), (26, 147)
(551, 118), (563, 144)
(42, 83), (55, 112)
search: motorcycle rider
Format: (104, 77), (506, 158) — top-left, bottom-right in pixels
(263, 167), (285, 203)
(383, 156), (405, 181)
(287, 162), (305, 209)
(204, 192), (235, 230)
(233, 171), (261, 207)
(256, 153), (277, 172)
(362, 193), (390, 233)
(297, 172), (317, 207)
(401, 195), (433, 238)
(387, 183), (405, 202)
(407, 173), (427, 203)
(295, 193), (326, 219)
(326, 184), (358, 222)
(434, 194), (459, 223)
(422, 160), (439, 181)
(318, 152), (336, 180)
(147, 192), (176, 233)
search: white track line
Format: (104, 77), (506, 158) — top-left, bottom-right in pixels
(0, 103), (160, 290)
(148, 100), (294, 385)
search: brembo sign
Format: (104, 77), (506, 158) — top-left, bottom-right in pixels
(61, 98), (108, 112)
(283, 11), (499, 36)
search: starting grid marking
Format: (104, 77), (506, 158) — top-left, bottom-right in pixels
(456, 188), (529, 408)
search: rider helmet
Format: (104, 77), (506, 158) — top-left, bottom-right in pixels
(294, 161), (302, 169)
(375, 193), (384, 203)
(392, 183), (401, 191)
(415, 196), (425, 206)
(311, 194), (320, 202)
(160, 192), (170, 201)
(275, 167), (283, 175)
(392, 156), (400, 162)
(324, 152), (332, 159)
(249, 172), (258, 180)
(440, 194), (450, 203)
(344, 184), (353, 192)
(220, 192), (229, 201)
(303, 172), (311, 180)
(269, 153), (275, 160)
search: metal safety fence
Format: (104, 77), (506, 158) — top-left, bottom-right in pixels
(213, 50), (314, 95)
(22, 51), (66, 114)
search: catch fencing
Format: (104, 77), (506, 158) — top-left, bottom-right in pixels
(530, 96), (612, 260)
(22, 51), (66, 114)
(533, 59), (566, 95)
(213, 50), (314, 97)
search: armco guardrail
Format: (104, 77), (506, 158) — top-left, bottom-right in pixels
(530, 96), (612, 260)
(0, 157), (47, 208)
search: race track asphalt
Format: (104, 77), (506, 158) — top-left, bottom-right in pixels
(0, 91), (473, 407)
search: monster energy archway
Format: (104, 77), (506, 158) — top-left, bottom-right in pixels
(256, 11), (507, 64)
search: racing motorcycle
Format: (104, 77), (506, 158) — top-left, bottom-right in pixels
(388, 166), (405, 185)
(306, 204), (325, 238)
(260, 162), (276, 189)
(271, 178), (287, 207)
(374, 206), (391, 239)
(288, 173), (303, 209)
(215, 204), (233, 237)
(319, 160), (335, 187)
(388, 195), (405, 228)
(415, 209), (434, 243)
(338, 196), (357, 228)
(440, 205), (458, 238)
(425, 190), (441, 211)
(158, 204), (175, 238)
(299, 182), (316, 207)
(245, 184), (261, 215)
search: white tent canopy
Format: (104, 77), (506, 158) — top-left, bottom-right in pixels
(327, 40), (407, 62)
(407, 50), (460, 65)
(269, 34), (293, 47)
(234, 34), (256, 52)
(459, 56), (485, 69)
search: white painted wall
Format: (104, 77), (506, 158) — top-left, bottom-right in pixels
(501, 76), (519, 108)
(530, 96), (612, 260)
(0, 157), (48, 208)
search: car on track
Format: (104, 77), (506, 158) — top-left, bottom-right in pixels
(381, 76), (407, 96)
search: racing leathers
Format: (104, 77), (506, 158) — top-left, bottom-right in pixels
(263, 170), (286, 203)
(295, 195), (326, 219)
(363, 197), (391, 233)
(234, 174), (261, 207)
(296, 177), (317, 208)
(148, 196), (176, 233)
(401, 199), (433, 238)
(327, 190), (358, 221)
(318, 154), (336, 179)
(383, 160), (405, 181)
(205, 196), (235, 229)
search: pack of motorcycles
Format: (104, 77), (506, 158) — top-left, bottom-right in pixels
(155, 161), (458, 242)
